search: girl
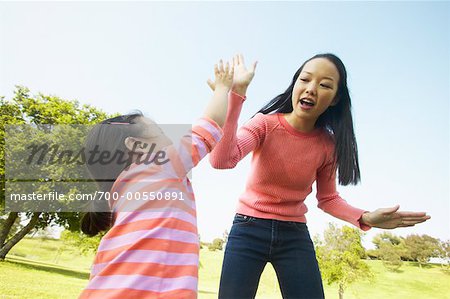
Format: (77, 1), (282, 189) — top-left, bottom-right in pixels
(208, 54), (431, 299)
(79, 60), (234, 299)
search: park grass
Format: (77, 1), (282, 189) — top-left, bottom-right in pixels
(3, 237), (93, 271)
(1, 237), (449, 299)
(0, 256), (89, 299)
(323, 261), (450, 299)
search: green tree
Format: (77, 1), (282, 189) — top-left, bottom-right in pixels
(315, 223), (374, 299)
(372, 232), (402, 248)
(378, 242), (403, 271)
(0, 86), (111, 260)
(60, 230), (104, 255)
(404, 234), (441, 268)
(208, 238), (224, 251)
(437, 239), (450, 270)
(0, 213), (23, 239)
(372, 232), (405, 270)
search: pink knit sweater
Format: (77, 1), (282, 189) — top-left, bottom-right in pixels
(209, 92), (370, 231)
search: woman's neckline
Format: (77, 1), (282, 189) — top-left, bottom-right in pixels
(277, 113), (322, 138)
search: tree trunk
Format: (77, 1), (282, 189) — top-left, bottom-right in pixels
(0, 212), (40, 260)
(0, 212), (19, 247)
(339, 283), (344, 299)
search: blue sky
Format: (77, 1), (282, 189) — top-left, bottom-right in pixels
(1, 1), (449, 246)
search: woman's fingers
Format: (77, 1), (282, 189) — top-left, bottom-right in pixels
(239, 54), (244, 65)
(397, 211), (428, 218)
(401, 216), (431, 221)
(395, 215), (431, 227)
(399, 220), (426, 226)
(381, 205), (429, 218)
(398, 223), (416, 227)
(231, 53), (257, 72)
(250, 61), (258, 73)
(381, 205), (400, 215)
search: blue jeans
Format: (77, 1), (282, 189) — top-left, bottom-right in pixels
(218, 214), (325, 299)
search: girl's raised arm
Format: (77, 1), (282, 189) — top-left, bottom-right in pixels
(163, 59), (235, 177)
(203, 60), (234, 127)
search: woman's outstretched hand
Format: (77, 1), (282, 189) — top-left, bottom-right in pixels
(361, 205), (431, 229)
(207, 54), (257, 96)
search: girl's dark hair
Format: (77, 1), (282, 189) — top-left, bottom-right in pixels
(81, 112), (146, 236)
(257, 53), (360, 185)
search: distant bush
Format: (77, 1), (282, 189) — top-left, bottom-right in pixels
(208, 238), (224, 251)
(379, 243), (403, 271)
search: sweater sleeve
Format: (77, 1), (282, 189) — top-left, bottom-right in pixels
(209, 92), (267, 169)
(316, 145), (371, 231)
(167, 117), (223, 178)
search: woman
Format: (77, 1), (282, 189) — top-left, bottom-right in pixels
(208, 54), (431, 299)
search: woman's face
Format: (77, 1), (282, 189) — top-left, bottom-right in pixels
(291, 58), (340, 122)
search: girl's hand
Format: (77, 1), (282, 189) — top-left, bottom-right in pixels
(207, 54), (257, 96)
(202, 59), (234, 127)
(213, 60), (234, 91)
(361, 205), (431, 229)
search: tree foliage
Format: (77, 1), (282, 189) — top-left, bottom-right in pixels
(0, 86), (111, 260)
(370, 232), (445, 269)
(372, 232), (402, 248)
(378, 243), (403, 271)
(372, 232), (405, 271)
(60, 230), (104, 255)
(404, 234), (441, 268)
(437, 240), (450, 270)
(208, 238), (224, 251)
(315, 223), (373, 299)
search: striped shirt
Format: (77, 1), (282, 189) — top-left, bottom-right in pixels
(79, 118), (223, 299)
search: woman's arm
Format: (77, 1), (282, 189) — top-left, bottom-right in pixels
(317, 150), (431, 230)
(208, 54), (261, 169)
(316, 159), (372, 231)
(209, 93), (266, 169)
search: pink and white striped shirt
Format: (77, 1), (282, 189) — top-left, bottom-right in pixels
(79, 118), (223, 299)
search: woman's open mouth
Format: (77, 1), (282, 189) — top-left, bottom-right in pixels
(298, 98), (315, 110)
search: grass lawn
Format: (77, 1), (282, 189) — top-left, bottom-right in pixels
(1, 237), (449, 298)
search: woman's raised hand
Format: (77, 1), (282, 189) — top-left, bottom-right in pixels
(230, 54), (257, 95)
(207, 54), (257, 96)
(361, 205), (431, 229)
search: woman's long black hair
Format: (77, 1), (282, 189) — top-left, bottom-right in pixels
(80, 112), (146, 236)
(257, 53), (360, 185)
